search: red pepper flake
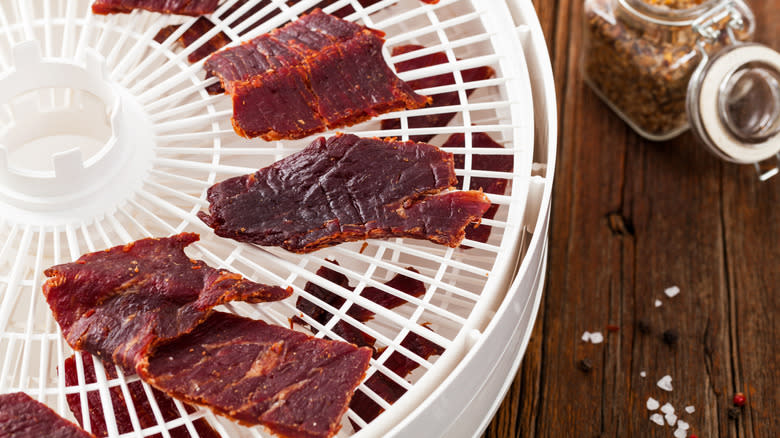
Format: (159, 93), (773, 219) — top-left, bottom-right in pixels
(192, 265), (202, 270)
(359, 242), (369, 254)
(690, 435), (698, 438)
(733, 392), (746, 407)
(122, 242), (135, 252)
(606, 324), (620, 332)
(76, 260), (86, 265)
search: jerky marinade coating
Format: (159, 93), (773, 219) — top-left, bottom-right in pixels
(92, 0), (219, 16)
(0, 392), (95, 438)
(43, 233), (292, 372)
(198, 133), (492, 252)
(204, 9), (430, 140)
(43, 234), (372, 438)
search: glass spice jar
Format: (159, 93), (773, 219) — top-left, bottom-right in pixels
(583, 0), (780, 179)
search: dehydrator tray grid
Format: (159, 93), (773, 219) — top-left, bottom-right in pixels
(0, 1), (536, 436)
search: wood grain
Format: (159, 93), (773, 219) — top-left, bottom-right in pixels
(484, 1), (780, 437)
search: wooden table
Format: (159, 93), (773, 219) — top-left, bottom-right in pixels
(485, 1), (779, 437)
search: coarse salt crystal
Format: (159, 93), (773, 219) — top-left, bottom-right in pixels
(657, 375), (673, 391)
(590, 332), (604, 344)
(665, 285), (681, 298)
(685, 405), (695, 414)
(674, 428), (687, 438)
(665, 412), (678, 426)
(646, 397), (660, 411)
(640, 371), (647, 378)
(660, 402), (675, 414)
(650, 413), (665, 426)
(655, 299), (663, 307)
(677, 420), (690, 430)
(581, 331), (591, 342)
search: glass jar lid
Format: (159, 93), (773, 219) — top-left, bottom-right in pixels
(687, 43), (780, 167)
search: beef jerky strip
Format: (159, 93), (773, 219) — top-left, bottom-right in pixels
(154, 1), (274, 63)
(43, 233), (291, 373)
(349, 330), (444, 427)
(198, 133), (491, 252)
(445, 132), (513, 244)
(294, 261), (425, 348)
(0, 392), (94, 438)
(381, 44), (495, 143)
(63, 352), (220, 438)
(140, 312), (371, 438)
(205, 9), (430, 140)
(154, 0), (386, 63)
(294, 263), (442, 426)
(44, 234), (371, 438)
(92, 0), (219, 16)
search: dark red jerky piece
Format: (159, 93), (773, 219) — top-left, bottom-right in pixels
(205, 9), (365, 92)
(0, 392), (94, 438)
(63, 352), (219, 438)
(309, 33), (427, 129)
(350, 331), (444, 427)
(43, 233), (291, 372)
(205, 10), (429, 140)
(294, 262), (424, 347)
(154, 1), (276, 64)
(91, 0), (219, 16)
(444, 132), (513, 244)
(141, 312), (372, 438)
(293, 262), (442, 428)
(381, 44), (495, 143)
(231, 67), (324, 139)
(154, 18), (232, 63)
(198, 134), (490, 252)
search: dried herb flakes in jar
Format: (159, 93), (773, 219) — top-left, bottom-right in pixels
(582, 0), (754, 140)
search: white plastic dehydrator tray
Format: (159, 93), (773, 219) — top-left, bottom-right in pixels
(0, 1), (556, 437)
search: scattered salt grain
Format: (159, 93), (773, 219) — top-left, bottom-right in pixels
(590, 332), (604, 344)
(685, 405), (695, 414)
(581, 331), (591, 342)
(665, 285), (681, 298)
(650, 413), (665, 426)
(657, 375), (673, 391)
(677, 420), (690, 430)
(674, 428), (687, 438)
(640, 371), (647, 378)
(660, 402), (675, 415)
(646, 397), (660, 411)
(655, 299), (663, 307)
(665, 412), (678, 426)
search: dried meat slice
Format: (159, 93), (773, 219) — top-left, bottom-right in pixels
(294, 262), (424, 348)
(349, 331), (444, 426)
(293, 264), (441, 427)
(140, 312), (371, 438)
(154, 17), (233, 63)
(381, 44), (495, 143)
(204, 9), (430, 140)
(0, 392), (94, 438)
(445, 132), (513, 244)
(44, 235), (371, 438)
(205, 9), (366, 93)
(63, 352), (219, 438)
(43, 233), (291, 372)
(154, 0), (382, 66)
(197, 133), (491, 252)
(92, 0), (219, 16)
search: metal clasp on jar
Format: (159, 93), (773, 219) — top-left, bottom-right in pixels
(692, 0), (746, 43)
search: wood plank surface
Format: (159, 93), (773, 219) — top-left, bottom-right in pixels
(485, 1), (779, 437)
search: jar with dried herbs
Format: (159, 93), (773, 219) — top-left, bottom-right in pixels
(582, 0), (755, 140)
